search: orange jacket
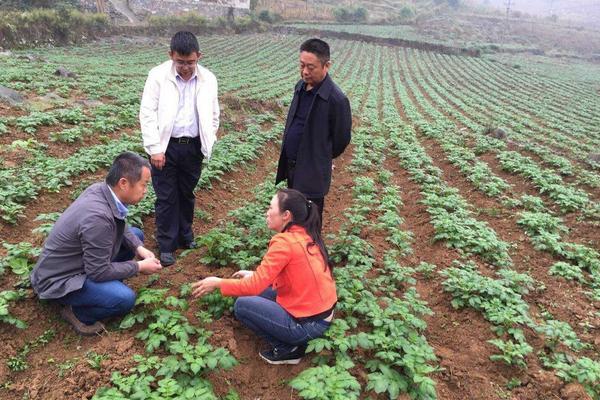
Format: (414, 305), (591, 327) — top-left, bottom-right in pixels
(220, 225), (337, 318)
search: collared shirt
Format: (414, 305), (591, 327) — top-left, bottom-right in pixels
(171, 69), (200, 138)
(107, 186), (128, 220)
(283, 78), (324, 160)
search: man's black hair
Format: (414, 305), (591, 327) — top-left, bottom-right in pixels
(106, 152), (150, 187)
(300, 38), (330, 65)
(170, 31), (200, 55)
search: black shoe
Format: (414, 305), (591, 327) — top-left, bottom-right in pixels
(160, 252), (176, 266)
(179, 240), (197, 250)
(259, 345), (306, 365)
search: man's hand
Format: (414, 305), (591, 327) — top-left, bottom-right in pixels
(138, 258), (162, 274)
(191, 277), (222, 298)
(231, 270), (253, 279)
(150, 153), (166, 170)
(136, 246), (155, 260)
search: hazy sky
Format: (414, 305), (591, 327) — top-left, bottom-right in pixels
(479, 0), (600, 23)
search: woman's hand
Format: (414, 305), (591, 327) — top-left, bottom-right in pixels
(191, 277), (222, 298)
(231, 270), (254, 279)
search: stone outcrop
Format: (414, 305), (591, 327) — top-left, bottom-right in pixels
(80, 0), (250, 22)
(0, 85), (25, 106)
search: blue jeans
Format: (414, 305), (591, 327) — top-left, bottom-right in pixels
(58, 227), (144, 325)
(233, 287), (331, 352)
(113, 227), (144, 262)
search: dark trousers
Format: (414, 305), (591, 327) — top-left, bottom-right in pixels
(287, 160), (325, 223)
(58, 227), (144, 325)
(151, 138), (203, 253)
(113, 227), (144, 261)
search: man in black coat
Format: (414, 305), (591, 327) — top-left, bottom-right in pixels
(276, 38), (352, 225)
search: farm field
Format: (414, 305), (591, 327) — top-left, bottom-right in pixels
(285, 23), (433, 42)
(285, 21), (600, 58)
(0, 32), (599, 400)
(284, 22), (517, 51)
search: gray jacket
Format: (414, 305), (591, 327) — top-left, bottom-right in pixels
(30, 182), (141, 300)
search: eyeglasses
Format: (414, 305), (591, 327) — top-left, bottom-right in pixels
(173, 60), (197, 67)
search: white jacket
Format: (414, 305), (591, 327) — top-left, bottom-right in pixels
(139, 60), (219, 159)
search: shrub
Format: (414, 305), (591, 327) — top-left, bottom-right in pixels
(257, 10), (281, 24)
(400, 6), (414, 19)
(146, 12), (267, 36)
(436, 0), (461, 8)
(0, 0), (80, 10)
(231, 15), (264, 34)
(147, 12), (209, 35)
(353, 7), (367, 21)
(0, 8), (109, 48)
(332, 6), (368, 23)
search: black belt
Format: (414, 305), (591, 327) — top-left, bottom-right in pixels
(170, 136), (199, 144)
(294, 303), (336, 323)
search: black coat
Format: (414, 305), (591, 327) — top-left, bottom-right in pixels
(276, 74), (352, 198)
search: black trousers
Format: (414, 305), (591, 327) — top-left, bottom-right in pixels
(287, 160), (325, 223)
(151, 138), (203, 253)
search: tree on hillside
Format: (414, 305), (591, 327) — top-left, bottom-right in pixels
(0, 0), (79, 9)
(505, 0), (512, 18)
(333, 6), (368, 23)
(434, 0), (462, 9)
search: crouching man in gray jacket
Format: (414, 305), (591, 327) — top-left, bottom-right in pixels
(30, 152), (162, 335)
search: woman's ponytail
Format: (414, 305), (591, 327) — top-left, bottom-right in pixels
(277, 189), (331, 271)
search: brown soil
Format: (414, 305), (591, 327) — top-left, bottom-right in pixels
(0, 172), (105, 251)
(0, 139), (288, 399)
(384, 157), (508, 400)
(388, 52), (599, 399)
(425, 52), (599, 173)
(407, 51), (599, 244)
(0, 93), (289, 399)
(405, 53), (600, 333)
(1, 43), (599, 400)
(419, 134), (599, 344)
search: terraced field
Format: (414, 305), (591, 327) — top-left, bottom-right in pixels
(0, 32), (599, 400)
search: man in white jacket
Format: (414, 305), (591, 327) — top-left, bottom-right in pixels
(139, 31), (219, 266)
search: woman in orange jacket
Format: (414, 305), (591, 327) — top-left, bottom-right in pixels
(192, 188), (337, 364)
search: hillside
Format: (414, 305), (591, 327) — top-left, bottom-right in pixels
(477, 0), (600, 27)
(256, 0), (453, 21)
(259, 0), (599, 57)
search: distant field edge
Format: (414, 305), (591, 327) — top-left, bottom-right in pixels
(274, 26), (482, 57)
